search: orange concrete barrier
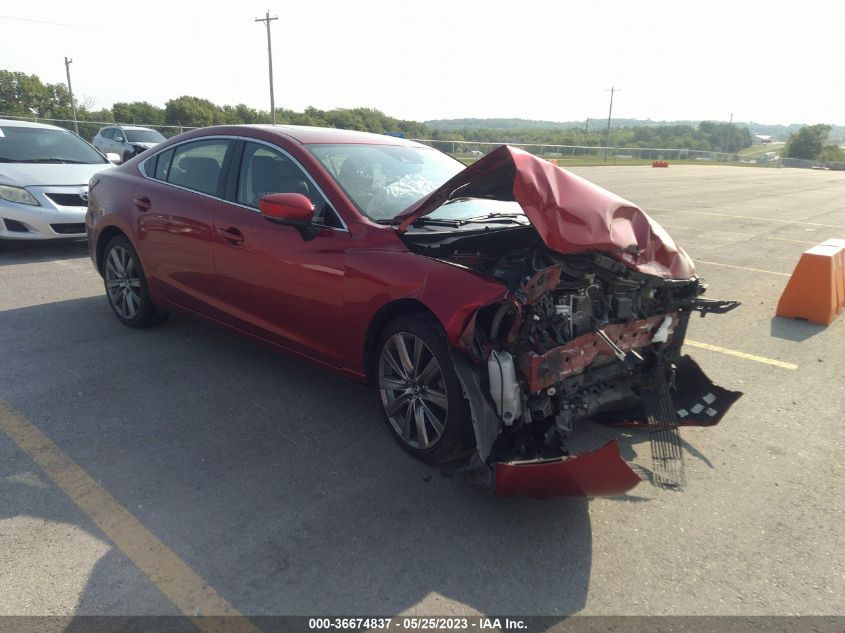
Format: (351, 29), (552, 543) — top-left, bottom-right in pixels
(822, 239), (845, 310)
(776, 240), (845, 325)
(652, 160), (669, 168)
(548, 159), (558, 166)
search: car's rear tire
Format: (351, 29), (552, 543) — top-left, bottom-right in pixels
(102, 235), (167, 328)
(374, 313), (475, 464)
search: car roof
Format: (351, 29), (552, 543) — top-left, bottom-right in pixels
(0, 118), (68, 131)
(115, 125), (157, 131)
(236, 124), (424, 147)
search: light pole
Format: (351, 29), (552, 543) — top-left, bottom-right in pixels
(255, 10), (279, 124)
(724, 112), (734, 155)
(604, 87), (620, 162)
(64, 57), (79, 134)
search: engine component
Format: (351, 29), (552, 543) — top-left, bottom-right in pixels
(487, 350), (522, 425)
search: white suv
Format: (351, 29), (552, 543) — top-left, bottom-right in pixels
(92, 125), (166, 164)
(0, 119), (114, 241)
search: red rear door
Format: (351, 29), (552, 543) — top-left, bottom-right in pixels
(135, 138), (235, 315)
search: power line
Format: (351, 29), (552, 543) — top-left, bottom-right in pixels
(0, 14), (101, 31)
(255, 10), (279, 125)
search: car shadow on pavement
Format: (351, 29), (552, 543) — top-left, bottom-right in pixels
(0, 239), (89, 266)
(0, 295), (592, 622)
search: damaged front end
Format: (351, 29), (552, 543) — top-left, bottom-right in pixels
(398, 146), (743, 497)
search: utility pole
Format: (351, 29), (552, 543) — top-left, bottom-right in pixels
(604, 87), (620, 162)
(255, 10), (279, 125)
(64, 57), (79, 135)
(584, 117), (589, 144)
(724, 112), (734, 155)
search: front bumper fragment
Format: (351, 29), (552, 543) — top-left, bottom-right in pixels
(494, 440), (642, 498)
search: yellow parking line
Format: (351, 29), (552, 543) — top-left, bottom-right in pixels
(686, 340), (798, 370)
(694, 260), (791, 276)
(0, 401), (259, 633)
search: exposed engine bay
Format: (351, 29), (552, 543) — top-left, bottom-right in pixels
(403, 224), (742, 496)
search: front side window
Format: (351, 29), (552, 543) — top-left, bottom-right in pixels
(167, 139), (231, 196)
(306, 143), (463, 221)
(0, 125), (107, 164)
(236, 142), (341, 228)
(100, 128), (114, 140)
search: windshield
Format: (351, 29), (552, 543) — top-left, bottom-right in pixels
(0, 125), (107, 164)
(307, 143), (464, 220)
(125, 129), (165, 143)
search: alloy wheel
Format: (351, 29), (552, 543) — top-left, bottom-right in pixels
(105, 245), (142, 320)
(378, 332), (449, 450)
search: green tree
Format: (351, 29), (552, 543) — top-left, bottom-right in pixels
(785, 124), (832, 159)
(0, 69), (77, 120)
(112, 101), (165, 125)
(164, 96), (218, 128)
(818, 144), (845, 162)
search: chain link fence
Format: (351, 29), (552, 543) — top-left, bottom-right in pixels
(6, 113), (842, 170)
(409, 139), (751, 166)
(0, 113), (196, 142)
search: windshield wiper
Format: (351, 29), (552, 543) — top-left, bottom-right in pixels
(411, 217), (466, 228)
(463, 213), (527, 224)
(14, 158), (92, 164)
(374, 216), (465, 227)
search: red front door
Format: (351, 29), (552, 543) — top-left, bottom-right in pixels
(210, 141), (349, 366)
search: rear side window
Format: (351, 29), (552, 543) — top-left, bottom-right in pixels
(167, 140), (231, 196)
(153, 148), (174, 181)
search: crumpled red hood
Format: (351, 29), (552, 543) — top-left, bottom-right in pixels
(396, 145), (694, 279)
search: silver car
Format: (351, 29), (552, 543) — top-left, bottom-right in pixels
(92, 125), (165, 164)
(0, 119), (114, 241)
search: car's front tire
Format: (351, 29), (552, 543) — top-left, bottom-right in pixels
(374, 313), (475, 464)
(102, 235), (167, 328)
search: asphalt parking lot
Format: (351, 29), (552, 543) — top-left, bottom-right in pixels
(1, 165), (843, 623)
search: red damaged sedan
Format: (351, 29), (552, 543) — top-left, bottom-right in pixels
(86, 125), (741, 498)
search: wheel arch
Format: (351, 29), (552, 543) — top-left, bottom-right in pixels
(95, 225), (129, 275)
(363, 298), (441, 383)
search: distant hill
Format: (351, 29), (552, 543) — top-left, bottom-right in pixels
(424, 118), (845, 142)
(425, 117), (701, 131)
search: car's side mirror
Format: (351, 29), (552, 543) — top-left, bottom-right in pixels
(115, 136), (124, 143)
(106, 152), (121, 164)
(259, 193), (317, 241)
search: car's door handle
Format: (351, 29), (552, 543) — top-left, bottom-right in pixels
(216, 226), (244, 245)
(133, 197), (151, 211)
